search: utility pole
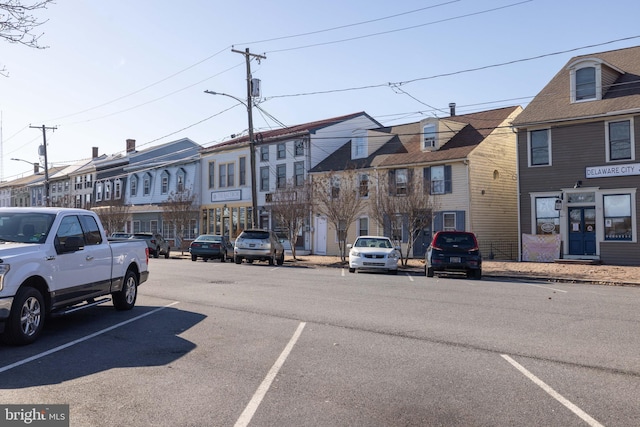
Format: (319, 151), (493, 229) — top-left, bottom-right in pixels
(232, 47), (265, 229)
(30, 124), (56, 207)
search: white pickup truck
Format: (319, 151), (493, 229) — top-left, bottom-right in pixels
(0, 208), (149, 345)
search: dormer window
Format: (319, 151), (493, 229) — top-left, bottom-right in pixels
(423, 124), (436, 149)
(575, 67), (596, 101)
(352, 134), (367, 159)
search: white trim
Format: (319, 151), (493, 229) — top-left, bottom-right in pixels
(605, 117), (635, 163)
(527, 128), (552, 167)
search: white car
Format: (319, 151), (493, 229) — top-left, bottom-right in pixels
(347, 236), (400, 274)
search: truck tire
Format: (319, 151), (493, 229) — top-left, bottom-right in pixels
(2, 286), (45, 346)
(164, 247), (170, 259)
(113, 270), (138, 311)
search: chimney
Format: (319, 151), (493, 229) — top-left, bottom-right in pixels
(92, 147), (99, 158)
(126, 139), (136, 153)
(449, 103), (456, 117)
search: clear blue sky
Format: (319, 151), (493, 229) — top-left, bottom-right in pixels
(2, 0), (639, 180)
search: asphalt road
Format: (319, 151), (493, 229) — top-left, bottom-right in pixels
(1, 258), (639, 426)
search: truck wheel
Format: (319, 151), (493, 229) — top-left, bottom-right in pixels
(164, 247), (170, 259)
(113, 270), (138, 311)
(2, 286), (45, 346)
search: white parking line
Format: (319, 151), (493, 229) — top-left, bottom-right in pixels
(0, 302), (180, 374)
(516, 282), (568, 293)
(501, 355), (604, 427)
(235, 322), (306, 427)
(341, 268), (346, 277)
(406, 273), (414, 282)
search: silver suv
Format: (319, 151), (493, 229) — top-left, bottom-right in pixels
(130, 232), (170, 259)
(234, 229), (284, 265)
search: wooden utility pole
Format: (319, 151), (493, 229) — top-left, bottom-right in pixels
(30, 124), (56, 207)
(232, 47), (265, 229)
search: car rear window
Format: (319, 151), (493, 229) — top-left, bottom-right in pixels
(435, 233), (476, 249)
(242, 231), (270, 240)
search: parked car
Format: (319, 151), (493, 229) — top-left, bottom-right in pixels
(425, 231), (482, 279)
(130, 232), (170, 259)
(189, 234), (233, 262)
(234, 229), (284, 265)
(347, 235), (399, 274)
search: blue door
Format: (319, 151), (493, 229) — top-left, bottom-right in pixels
(568, 207), (596, 255)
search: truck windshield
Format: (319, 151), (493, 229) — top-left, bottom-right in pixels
(0, 213), (56, 243)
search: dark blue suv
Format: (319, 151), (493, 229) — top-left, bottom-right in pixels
(425, 231), (482, 279)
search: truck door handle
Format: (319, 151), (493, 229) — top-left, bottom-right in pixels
(86, 256), (94, 261)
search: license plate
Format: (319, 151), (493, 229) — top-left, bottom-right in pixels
(450, 256), (461, 263)
(249, 244), (256, 248)
(202, 244), (209, 248)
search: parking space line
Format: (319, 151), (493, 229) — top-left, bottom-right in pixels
(406, 273), (414, 282)
(235, 322), (306, 427)
(515, 283), (568, 293)
(341, 268), (346, 277)
(501, 355), (604, 427)
(0, 302), (180, 374)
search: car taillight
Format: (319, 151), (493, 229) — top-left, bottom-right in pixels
(145, 248), (149, 263)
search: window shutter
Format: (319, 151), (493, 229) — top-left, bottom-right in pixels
(423, 167), (431, 194)
(444, 165), (452, 193)
(402, 213), (409, 243)
(455, 211), (466, 231)
(433, 212), (443, 232)
(388, 170), (396, 195)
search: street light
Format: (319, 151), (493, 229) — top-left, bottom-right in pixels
(11, 157), (49, 206)
(204, 90), (258, 228)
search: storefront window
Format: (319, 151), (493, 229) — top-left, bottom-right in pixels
(535, 197), (560, 234)
(604, 194), (632, 241)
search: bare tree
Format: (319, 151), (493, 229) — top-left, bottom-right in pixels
(370, 169), (436, 266)
(92, 203), (129, 237)
(162, 189), (198, 254)
(312, 170), (367, 262)
(266, 178), (312, 260)
(1, 0), (54, 76)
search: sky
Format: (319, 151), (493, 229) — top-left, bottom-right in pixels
(1, 0), (640, 181)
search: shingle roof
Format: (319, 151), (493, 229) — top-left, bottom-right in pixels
(311, 106), (519, 172)
(512, 45), (640, 126)
(201, 112), (381, 153)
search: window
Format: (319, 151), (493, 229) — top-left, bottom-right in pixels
(239, 157), (246, 186)
(395, 169), (408, 196)
(294, 161), (304, 186)
(529, 129), (551, 166)
(535, 197), (560, 234)
(604, 194), (632, 241)
(227, 163), (235, 187)
(96, 182), (103, 202)
(208, 161), (215, 188)
(575, 66), (596, 101)
(424, 165), (452, 195)
(219, 164), (227, 188)
(177, 169), (185, 192)
(260, 146), (269, 162)
(443, 213), (456, 231)
(143, 174), (151, 196)
(75, 176), (82, 190)
(423, 124), (436, 149)
(105, 182), (111, 200)
(358, 217), (369, 236)
(331, 176), (340, 199)
(161, 172), (169, 194)
(352, 135), (366, 159)
(359, 173), (369, 198)
(607, 119), (633, 161)
(260, 167), (270, 191)
(130, 175), (137, 196)
(277, 143), (286, 159)
(276, 164), (286, 189)
(294, 140), (304, 156)
(391, 215), (403, 241)
(114, 179), (122, 199)
(336, 220), (347, 242)
(85, 174), (92, 188)
(80, 214), (102, 245)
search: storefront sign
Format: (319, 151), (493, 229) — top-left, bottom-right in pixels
(585, 163), (640, 178)
(210, 189), (242, 202)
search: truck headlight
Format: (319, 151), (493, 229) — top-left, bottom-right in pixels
(0, 264), (10, 291)
(350, 250), (361, 257)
